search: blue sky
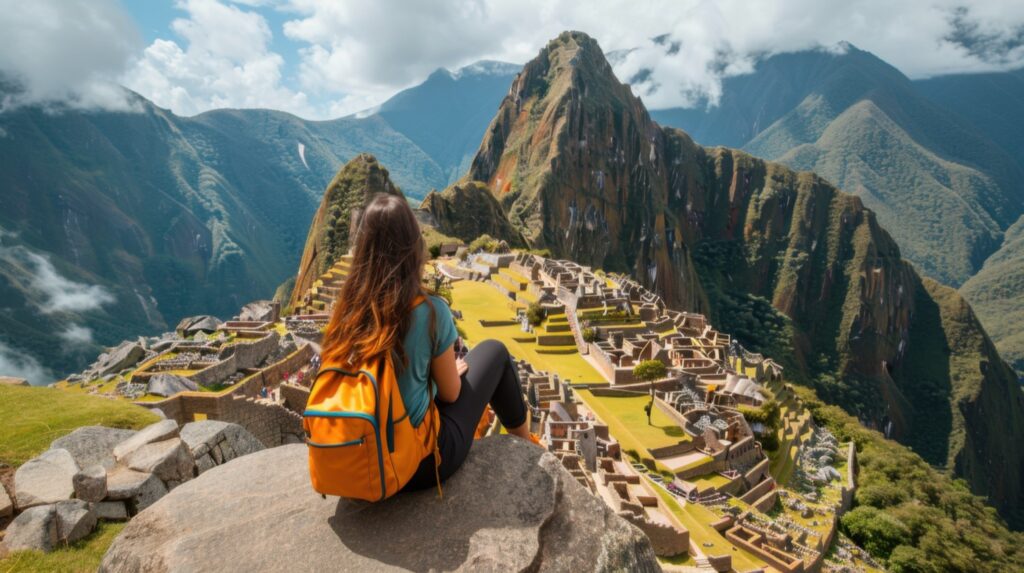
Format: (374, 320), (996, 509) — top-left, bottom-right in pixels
(2, 0), (1023, 119)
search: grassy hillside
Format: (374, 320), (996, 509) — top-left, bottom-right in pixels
(0, 384), (158, 467)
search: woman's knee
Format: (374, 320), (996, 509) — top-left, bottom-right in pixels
(472, 339), (510, 362)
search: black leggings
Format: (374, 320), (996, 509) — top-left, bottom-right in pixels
(401, 339), (528, 492)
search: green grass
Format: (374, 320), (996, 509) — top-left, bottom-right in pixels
(575, 391), (688, 463)
(651, 483), (767, 572)
(0, 385), (159, 467)
(690, 473), (732, 490)
(450, 280), (603, 383)
(0, 522), (125, 572)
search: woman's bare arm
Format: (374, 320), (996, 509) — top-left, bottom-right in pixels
(430, 345), (465, 403)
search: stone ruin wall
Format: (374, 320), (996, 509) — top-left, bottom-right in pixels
(139, 344), (314, 447)
(619, 512), (689, 557)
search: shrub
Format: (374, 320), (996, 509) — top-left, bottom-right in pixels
(469, 234), (498, 253)
(633, 360), (668, 382)
(857, 482), (909, 509)
(841, 506), (911, 559)
(428, 244), (441, 259)
(582, 327), (597, 343)
(526, 303), (545, 327)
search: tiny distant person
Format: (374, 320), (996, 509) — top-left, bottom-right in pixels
(317, 194), (536, 495)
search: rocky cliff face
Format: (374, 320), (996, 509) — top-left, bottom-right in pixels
(100, 436), (659, 572)
(420, 181), (524, 245)
(288, 154), (402, 308)
(423, 31), (1024, 527)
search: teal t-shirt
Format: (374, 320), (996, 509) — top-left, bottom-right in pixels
(397, 296), (458, 428)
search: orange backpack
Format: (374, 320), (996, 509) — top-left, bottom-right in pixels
(303, 296), (442, 501)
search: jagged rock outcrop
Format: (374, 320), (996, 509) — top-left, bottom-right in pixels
(288, 154), (403, 308)
(420, 181), (524, 245)
(99, 436), (658, 572)
(425, 30), (1024, 526)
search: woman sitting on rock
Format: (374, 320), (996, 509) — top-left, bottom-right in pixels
(315, 193), (535, 497)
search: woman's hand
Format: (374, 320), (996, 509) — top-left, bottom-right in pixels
(456, 358), (469, 377)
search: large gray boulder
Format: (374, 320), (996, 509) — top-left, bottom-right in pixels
(146, 373), (198, 398)
(238, 300), (277, 322)
(124, 438), (195, 483)
(113, 420), (179, 462)
(4, 505), (58, 552)
(14, 449), (79, 509)
(179, 420), (264, 473)
(50, 426), (137, 470)
(176, 315), (222, 337)
(92, 342), (147, 377)
(99, 437), (657, 572)
(55, 499), (98, 545)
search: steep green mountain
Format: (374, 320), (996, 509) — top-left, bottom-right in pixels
(288, 154), (402, 307)
(961, 215), (1024, 377)
(0, 62), (516, 382)
(423, 30), (1024, 530)
(374, 61), (522, 185)
(652, 46), (1024, 288)
(916, 69), (1024, 380)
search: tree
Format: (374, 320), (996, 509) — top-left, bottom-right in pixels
(633, 360), (668, 425)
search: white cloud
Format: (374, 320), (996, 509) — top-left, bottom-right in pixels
(279, 0), (1024, 115)
(23, 251), (116, 314)
(3, 0), (1023, 117)
(123, 0), (314, 117)
(0, 235), (116, 315)
(0, 0), (141, 112)
(0, 340), (53, 386)
(59, 324), (96, 347)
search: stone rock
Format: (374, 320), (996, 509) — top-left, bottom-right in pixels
(179, 420), (263, 470)
(93, 342), (147, 377)
(55, 499), (98, 545)
(0, 485), (13, 519)
(176, 315), (222, 337)
(5, 505), (58, 552)
(113, 420), (179, 462)
(145, 373), (198, 398)
(73, 465), (108, 502)
(95, 501), (129, 522)
(194, 453), (216, 474)
(99, 437), (658, 572)
(0, 376), (28, 386)
(50, 426), (137, 470)
(239, 300), (277, 322)
(15, 449), (79, 509)
(124, 438), (195, 483)
(105, 468), (168, 512)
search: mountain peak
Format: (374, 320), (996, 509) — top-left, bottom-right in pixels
(288, 153), (402, 308)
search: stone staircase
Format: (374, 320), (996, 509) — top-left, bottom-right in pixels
(294, 255), (353, 316)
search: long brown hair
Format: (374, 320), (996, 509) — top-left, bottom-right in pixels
(321, 193), (427, 369)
